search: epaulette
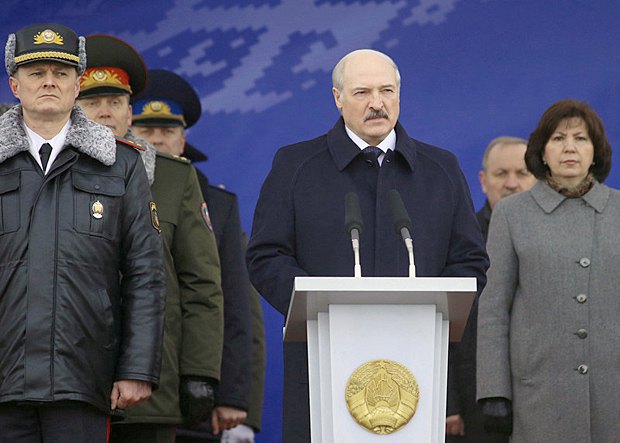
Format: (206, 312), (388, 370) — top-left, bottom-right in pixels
(115, 136), (145, 152)
(209, 183), (237, 197)
(155, 151), (191, 164)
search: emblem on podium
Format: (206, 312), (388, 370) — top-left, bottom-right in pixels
(345, 359), (419, 434)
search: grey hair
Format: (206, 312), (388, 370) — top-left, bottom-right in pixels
(332, 49), (401, 92)
(481, 136), (528, 171)
(5, 33), (16, 76)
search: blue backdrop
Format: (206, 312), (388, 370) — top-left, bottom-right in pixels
(2, 1), (619, 441)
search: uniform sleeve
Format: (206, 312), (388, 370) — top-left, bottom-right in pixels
(246, 149), (309, 316)
(174, 167), (224, 379)
(476, 202), (518, 402)
(117, 152), (166, 386)
(214, 195), (252, 409)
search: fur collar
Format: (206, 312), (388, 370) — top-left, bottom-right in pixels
(124, 128), (156, 185)
(0, 104), (116, 166)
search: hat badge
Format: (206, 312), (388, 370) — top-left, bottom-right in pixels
(93, 70), (108, 82)
(148, 101), (164, 112)
(34, 29), (64, 45)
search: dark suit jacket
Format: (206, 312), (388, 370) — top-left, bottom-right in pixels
(247, 118), (488, 441)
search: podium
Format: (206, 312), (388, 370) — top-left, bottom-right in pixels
(284, 276), (476, 443)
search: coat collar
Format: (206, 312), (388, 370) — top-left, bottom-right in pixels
(124, 128), (156, 185)
(0, 104), (116, 166)
(327, 117), (416, 171)
(531, 179), (609, 214)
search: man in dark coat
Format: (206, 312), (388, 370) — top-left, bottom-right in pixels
(446, 136), (535, 442)
(76, 37), (224, 443)
(131, 69), (263, 442)
(0, 24), (165, 442)
(246, 49), (489, 442)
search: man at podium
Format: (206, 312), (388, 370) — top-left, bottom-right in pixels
(247, 49), (488, 442)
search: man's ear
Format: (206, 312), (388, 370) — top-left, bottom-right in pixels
(9, 76), (20, 99)
(332, 87), (343, 113)
(74, 75), (81, 99)
(479, 170), (488, 194)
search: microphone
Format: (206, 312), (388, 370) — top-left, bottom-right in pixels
(345, 192), (363, 277)
(387, 189), (416, 277)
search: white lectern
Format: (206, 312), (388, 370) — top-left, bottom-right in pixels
(284, 276), (476, 443)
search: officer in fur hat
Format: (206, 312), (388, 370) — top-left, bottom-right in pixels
(75, 35), (225, 443)
(0, 24), (165, 442)
(132, 69), (265, 443)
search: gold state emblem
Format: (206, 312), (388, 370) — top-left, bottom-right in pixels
(345, 359), (419, 435)
(34, 29), (64, 45)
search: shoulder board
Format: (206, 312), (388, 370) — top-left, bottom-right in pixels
(115, 136), (145, 152)
(155, 151), (191, 164)
(208, 183), (237, 197)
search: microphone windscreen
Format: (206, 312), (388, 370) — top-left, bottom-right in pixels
(345, 192), (364, 234)
(387, 189), (413, 233)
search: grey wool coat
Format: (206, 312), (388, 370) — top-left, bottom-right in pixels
(476, 180), (620, 443)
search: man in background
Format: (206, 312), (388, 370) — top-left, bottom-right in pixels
(76, 35), (224, 443)
(132, 69), (265, 442)
(446, 136), (536, 442)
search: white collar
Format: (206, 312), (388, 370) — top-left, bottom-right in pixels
(344, 126), (396, 154)
(24, 119), (70, 173)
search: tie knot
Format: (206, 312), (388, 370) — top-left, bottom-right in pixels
(39, 143), (52, 156)
(363, 146), (382, 159)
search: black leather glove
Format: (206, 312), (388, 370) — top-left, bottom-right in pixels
(480, 397), (513, 436)
(180, 376), (217, 426)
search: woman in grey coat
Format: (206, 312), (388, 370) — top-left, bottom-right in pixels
(476, 99), (620, 443)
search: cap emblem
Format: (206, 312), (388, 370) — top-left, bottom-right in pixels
(149, 101), (164, 112)
(132, 99), (186, 126)
(34, 29), (64, 45)
(93, 69), (107, 81)
(80, 67), (132, 93)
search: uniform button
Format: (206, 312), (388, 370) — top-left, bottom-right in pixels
(366, 160), (374, 166)
(575, 329), (588, 339)
(577, 364), (589, 374)
(94, 184), (101, 190)
(576, 294), (587, 303)
(579, 258), (590, 267)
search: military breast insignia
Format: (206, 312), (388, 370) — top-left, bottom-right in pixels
(149, 201), (161, 233)
(345, 359), (419, 435)
(91, 200), (104, 219)
(200, 201), (213, 232)
(34, 29), (64, 45)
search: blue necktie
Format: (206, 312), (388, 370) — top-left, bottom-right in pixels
(363, 146), (382, 166)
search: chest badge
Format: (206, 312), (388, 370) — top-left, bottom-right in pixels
(91, 200), (104, 219)
(150, 201), (161, 233)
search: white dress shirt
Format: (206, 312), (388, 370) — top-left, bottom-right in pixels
(24, 119), (70, 174)
(344, 126), (396, 166)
